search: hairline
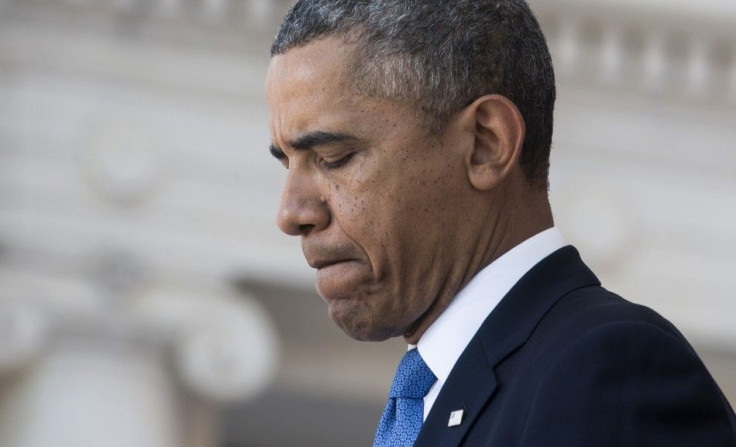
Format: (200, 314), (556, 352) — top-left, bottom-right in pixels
(272, 33), (461, 138)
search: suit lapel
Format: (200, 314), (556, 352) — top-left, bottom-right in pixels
(414, 336), (497, 446)
(414, 246), (600, 446)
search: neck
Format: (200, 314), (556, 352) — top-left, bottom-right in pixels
(482, 190), (554, 271)
(402, 182), (553, 345)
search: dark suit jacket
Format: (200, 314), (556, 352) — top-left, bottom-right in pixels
(415, 246), (736, 446)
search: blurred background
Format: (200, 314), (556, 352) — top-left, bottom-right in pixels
(0, 0), (734, 446)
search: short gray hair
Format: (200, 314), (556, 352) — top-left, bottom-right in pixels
(271, 0), (555, 190)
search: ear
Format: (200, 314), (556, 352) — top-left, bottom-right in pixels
(463, 94), (525, 191)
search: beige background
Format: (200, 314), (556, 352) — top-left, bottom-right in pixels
(0, 1), (734, 446)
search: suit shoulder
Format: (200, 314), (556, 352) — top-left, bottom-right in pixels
(518, 316), (736, 446)
(519, 289), (736, 445)
(538, 285), (685, 343)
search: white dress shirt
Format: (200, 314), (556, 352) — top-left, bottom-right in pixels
(414, 227), (566, 420)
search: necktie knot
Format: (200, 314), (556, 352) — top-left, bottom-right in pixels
(389, 348), (436, 399)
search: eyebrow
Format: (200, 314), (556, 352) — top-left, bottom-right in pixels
(269, 131), (360, 160)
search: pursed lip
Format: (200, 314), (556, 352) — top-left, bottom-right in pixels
(303, 241), (362, 271)
(308, 258), (353, 270)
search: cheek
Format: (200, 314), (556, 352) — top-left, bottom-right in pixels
(325, 151), (457, 259)
(329, 179), (365, 217)
(327, 177), (395, 253)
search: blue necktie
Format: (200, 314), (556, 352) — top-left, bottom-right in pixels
(374, 349), (437, 447)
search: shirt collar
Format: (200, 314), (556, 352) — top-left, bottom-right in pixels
(416, 227), (567, 383)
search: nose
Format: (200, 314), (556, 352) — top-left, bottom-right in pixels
(276, 169), (330, 236)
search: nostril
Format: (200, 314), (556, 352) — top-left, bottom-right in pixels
(298, 223), (314, 233)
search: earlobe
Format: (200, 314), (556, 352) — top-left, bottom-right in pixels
(465, 95), (525, 191)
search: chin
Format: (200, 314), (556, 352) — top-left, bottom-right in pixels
(342, 327), (394, 342)
(328, 302), (399, 342)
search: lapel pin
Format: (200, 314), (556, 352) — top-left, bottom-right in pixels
(448, 409), (464, 427)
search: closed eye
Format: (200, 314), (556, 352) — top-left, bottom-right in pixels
(270, 144), (288, 169)
(319, 152), (355, 170)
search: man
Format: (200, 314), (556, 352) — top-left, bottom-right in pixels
(265, 0), (736, 445)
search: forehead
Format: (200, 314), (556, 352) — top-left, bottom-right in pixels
(266, 39), (358, 131)
(265, 37), (433, 150)
(268, 39), (348, 92)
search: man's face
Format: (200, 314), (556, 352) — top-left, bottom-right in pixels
(266, 38), (473, 342)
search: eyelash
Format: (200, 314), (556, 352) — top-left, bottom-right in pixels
(320, 152), (355, 170)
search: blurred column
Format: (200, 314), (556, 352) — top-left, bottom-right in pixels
(730, 51), (736, 102)
(642, 30), (668, 93)
(0, 0), (284, 445)
(556, 18), (581, 79)
(157, 0), (180, 16)
(248, 0), (273, 26)
(686, 37), (711, 97)
(204, 0), (229, 20)
(0, 255), (279, 447)
(0, 336), (180, 447)
(600, 23), (624, 86)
